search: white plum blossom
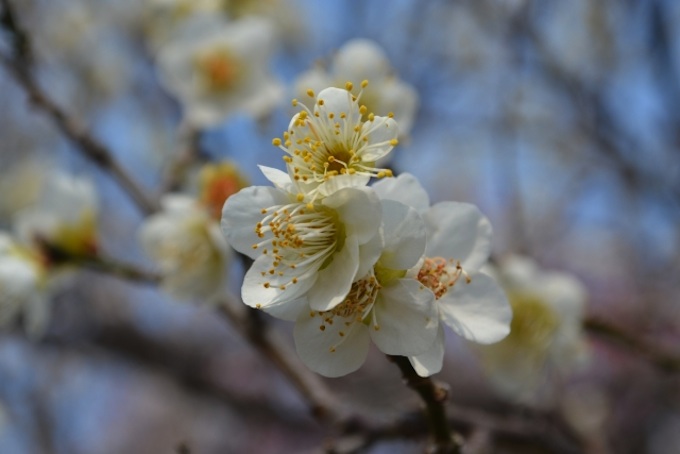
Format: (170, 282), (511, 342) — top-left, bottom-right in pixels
(13, 172), (98, 257)
(477, 255), (589, 407)
(295, 39), (419, 136)
(157, 16), (283, 128)
(293, 199), (439, 377)
(0, 233), (50, 338)
(373, 173), (512, 377)
(221, 166), (383, 318)
(272, 86), (399, 199)
(139, 195), (231, 302)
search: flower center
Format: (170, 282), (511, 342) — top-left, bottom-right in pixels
(197, 49), (240, 92)
(309, 272), (381, 352)
(505, 291), (559, 350)
(199, 162), (248, 220)
(417, 257), (470, 299)
(252, 203), (341, 289)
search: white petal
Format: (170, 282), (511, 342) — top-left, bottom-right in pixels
(260, 296), (308, 322)
(294, 310), (370, 377)
(370, 279), (439, 356)
(258, 165), (296, 193)
(356, 230), (384, 278)
(294, 68), (333, 101)
(379, 200), (426, 270)
(315, 87), (361, 125)
(221, 185), (289, 258)
(322, 187), (381, 244)
(307, 234), (359, 311)
(372, 173), (430, 214)
(359, 116), (399, 161)
(373, 80), (418, 135)
(409, 325), (445, 377)
(332, 39), (391, 84)
(439, 272), (512, 344)
(241, 254), (317, 311)
(425, 202), (492, 271)
(317, 174), (371, 197)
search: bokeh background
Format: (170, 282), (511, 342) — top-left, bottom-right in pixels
(1, 0), (680, 453)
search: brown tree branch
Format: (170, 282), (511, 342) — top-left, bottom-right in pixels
(388, 355), (461, 454)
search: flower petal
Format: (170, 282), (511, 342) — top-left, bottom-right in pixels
(379, 200), (426, 270)
(438, 272), (511, 344)
(409, 325), (445, 377)
(221, 185), (289, 258)
(307, 234), (359, 311)
(359, 116), (399, 162)
(370, 279), (439, 356)
(331, 39), (391, 84)
(322, 187), (381, 244)
(241, 254), (317, 312)
(314, 87), (361, 125)
(425, 202), (492, 271)
(372, 172), (430, 214)
(356, 229), (384, 279)
(258, 165), (296, 193)
(294, 309), (370, 377)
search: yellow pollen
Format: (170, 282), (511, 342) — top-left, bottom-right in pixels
(390, 139), (399, 146)
(361, 80), (369, 88)
(296, 193), (304, 202)
(263, 283), (270, 288)
(272, 138), (282, 146)
(345, 81), (353, 91)
(319, 325), (326, 331)
(306, 89), (315, 97)
(359, 105), (368, 115)
(256, 304), (262, 309)
(388, 112), (394, 118)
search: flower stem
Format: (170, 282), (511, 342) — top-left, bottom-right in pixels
(388, 355), (461, 454)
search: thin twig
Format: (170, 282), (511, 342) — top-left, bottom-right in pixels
(585, 316), (680, 373)
(0, 0), (158, 215)
(216, 302), (356, 426)
(388, 355), (461, 454)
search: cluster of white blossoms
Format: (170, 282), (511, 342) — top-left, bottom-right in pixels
(222, 85), (512, 377)
(0, 171), (99, 337)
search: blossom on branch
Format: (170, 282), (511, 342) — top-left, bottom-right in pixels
(295, 39), (419, 137)
(272, 85), (399, 199)
(477, 255), (589, 406)
(13, 172), (99, 258)
(157, 16), (283, 128)
(294, 199), (438, 377)
(139, 195), (231, 302)
(221, 166), (383, 317)
(373, 173), (512, 377)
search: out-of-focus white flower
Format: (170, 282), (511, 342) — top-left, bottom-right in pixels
(272, 86), (399, 199)
(197, 160), (249, 220)
(293, 198), (438, 377)
(478, 255), (589, 406)
(373, 173), (512, 377)
(139, 195), (231, 302)
(0, 233), (49, 338)
(221, 166), (383, 317)
(13, 172), (98, 257)
(157, 16), (283, 128)
(295, 39), (418, 136)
